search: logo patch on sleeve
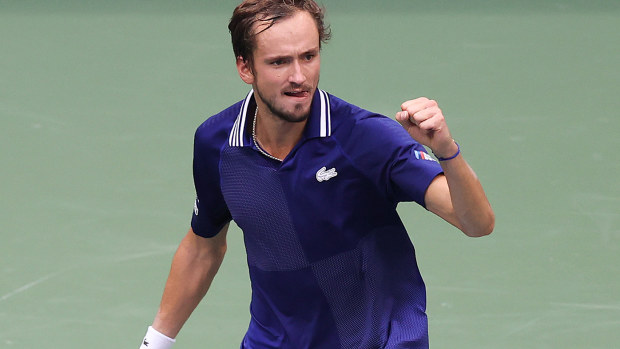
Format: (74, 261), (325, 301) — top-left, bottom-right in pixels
(414, 150), (437, 162)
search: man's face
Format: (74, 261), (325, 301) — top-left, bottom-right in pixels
(240, 11), (321, 123)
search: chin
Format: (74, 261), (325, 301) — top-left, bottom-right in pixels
(276, 110), (309, 123)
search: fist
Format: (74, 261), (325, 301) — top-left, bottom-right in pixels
(395, 97), (457, 158)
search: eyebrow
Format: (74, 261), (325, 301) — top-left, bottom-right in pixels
(264, 47), (320, 60)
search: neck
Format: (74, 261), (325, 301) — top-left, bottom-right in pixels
(253, 107), (307, 161)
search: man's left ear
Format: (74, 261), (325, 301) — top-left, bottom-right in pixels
(236, 56), (255, 84)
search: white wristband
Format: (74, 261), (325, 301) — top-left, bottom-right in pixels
(140, 326), (176, 349)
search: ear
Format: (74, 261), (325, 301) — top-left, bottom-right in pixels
(236, 56), (255, 85)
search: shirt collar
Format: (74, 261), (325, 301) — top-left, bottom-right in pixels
(228, 88), (332, 147)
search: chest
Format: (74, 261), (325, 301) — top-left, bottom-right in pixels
(218, 140), (395, 266)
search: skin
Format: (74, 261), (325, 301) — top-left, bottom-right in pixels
(395, 100), (495, 237)
(151, 225), (228, 338)
(236, 10), (321, 161)
(149, 7), (494, 340)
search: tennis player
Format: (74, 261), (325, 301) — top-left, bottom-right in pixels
(139, 0), (494, 348)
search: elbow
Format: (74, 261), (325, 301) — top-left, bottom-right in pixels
(461, 211), (495, 238)
(464, 223), (494, 238)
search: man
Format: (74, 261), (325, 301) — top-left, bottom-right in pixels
(140, 0), (494, 348)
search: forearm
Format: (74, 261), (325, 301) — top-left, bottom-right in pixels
(396, 98), (494, 237)
(439, 152), (494, 237)
(152, 229), (227, 338)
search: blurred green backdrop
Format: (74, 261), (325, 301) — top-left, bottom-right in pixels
(1, 1), (619, 348)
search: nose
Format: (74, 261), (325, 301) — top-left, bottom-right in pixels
(289, 60), (306, 85)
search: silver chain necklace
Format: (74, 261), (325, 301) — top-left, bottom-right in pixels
(252, 108), (283, 162)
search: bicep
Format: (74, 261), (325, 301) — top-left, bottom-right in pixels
(424, 175), (462, 230)
(185, 224), (229, 261)
(167, 225), (229, 294)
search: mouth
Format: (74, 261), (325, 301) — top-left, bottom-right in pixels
(284, 90), (310, 99)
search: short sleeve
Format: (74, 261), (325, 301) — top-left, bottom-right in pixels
(190, 119), (232, 238)
(342, 114), (443, 207)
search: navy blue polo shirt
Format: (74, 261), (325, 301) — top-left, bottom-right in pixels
(191, 89), (443, 349)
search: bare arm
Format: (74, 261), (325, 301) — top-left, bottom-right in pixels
(151, 224), (229, 338)
(396, 98), (494, 237)
(424, 161), (494, 237)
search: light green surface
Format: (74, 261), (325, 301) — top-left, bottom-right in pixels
(1, 1), (619, 348)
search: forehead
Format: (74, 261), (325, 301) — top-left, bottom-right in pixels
(252, 11), (320, 57)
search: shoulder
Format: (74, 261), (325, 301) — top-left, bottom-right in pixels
(326, 94), (372, 126)
(194, 100), (244, 151)
(327, 94), (424, 151)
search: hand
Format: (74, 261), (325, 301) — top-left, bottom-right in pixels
(395, 97), (458, 159)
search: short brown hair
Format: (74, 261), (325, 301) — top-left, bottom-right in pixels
(228, 0), (331, 63)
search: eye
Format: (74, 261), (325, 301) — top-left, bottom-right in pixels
(270, 58), (287, 66)
(304, 53), (315, 61)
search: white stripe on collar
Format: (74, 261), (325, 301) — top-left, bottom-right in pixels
(319, 89), (331, 137)
(228, 89), (331, 147)
(228, 90), (254, 147)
